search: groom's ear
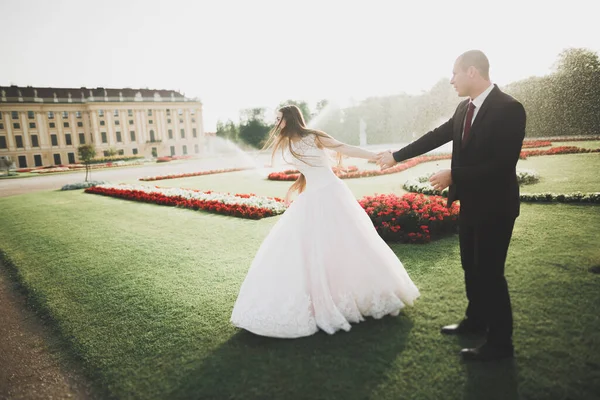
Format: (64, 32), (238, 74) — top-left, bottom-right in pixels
(467, 66), (477, 78)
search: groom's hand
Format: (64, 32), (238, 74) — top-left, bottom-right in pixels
(376, 151), (397, 170)
(429, 169), (453, 191)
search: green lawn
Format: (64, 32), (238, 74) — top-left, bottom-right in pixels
(518, 153), (600, 193)
(0, 153), (599, 400)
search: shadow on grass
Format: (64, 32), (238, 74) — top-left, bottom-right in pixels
(172, 315), (414, 399)
(457, 336), (520, 400)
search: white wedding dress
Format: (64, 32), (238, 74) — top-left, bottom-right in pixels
(230, 135), (420, 338)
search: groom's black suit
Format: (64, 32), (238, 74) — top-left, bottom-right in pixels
(393, 85), (526, 347)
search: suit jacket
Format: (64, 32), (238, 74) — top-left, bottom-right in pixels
(393, 85), (527, 224)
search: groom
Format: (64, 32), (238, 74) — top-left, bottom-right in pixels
(377, 50), (526, 361)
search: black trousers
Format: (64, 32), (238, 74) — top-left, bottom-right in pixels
(459, 215), (516, 347)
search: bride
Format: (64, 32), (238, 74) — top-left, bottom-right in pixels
(230, 105), (420, 338)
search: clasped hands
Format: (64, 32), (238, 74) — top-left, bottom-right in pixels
(374, 150), (453, 191)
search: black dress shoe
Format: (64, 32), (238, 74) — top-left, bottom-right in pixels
(460, 343), (514, 362)
(441, 321), (487, 336)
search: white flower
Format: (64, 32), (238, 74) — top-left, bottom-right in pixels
(94, 184), (287, 214)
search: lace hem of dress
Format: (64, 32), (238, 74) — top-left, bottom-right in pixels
(231, 290), (407, 338)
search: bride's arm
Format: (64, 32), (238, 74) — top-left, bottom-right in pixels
(316, 135), (376, 160)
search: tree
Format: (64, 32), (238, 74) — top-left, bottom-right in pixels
(216, 119), (239, 142)
(553, 48), (600, 136)
(278, 100), (312, 123)
(238, 107), (272, 149)
(78, 144), (96, 182)
(239, 119), (271, 148)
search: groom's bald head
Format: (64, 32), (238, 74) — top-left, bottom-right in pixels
(456, 50), (490, 80)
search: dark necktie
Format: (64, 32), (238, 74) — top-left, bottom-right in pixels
(462, 102), (476, 147)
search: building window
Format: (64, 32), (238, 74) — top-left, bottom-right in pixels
(100, 120), (105, 126)
(168, 129), (173, 139)
(76, 111), (82, 118)
(129, 119), (134, 125)
(0, 111), (2, 120)
(182, 145), (188, 155)
(170, 146), (175, 156)
(31, 135), (39, 147)
(167, 119), (172, 124)
(18, 155), (28, 168)
(29, 122), (36, 129)
(62, 111), (68, 119)
(79, 133), (85, 144)
(0, 123), (3, 130)
(191, 109), (195, 115)
(64, 122), (69, 128)
(113, 110), (119, 117)
(132, 148), (138, 155)
(128, 109), (133, 117)
(53, 154), (62, 165)
(68, 152), (76, 164)
(178, 109), (183, 116)
(116, 131), (122, 142)
(28, 111), (35, 119)
(34, 154), (42, 167)
(98, 110), (104, 117)
(149, 130), (156, 142)
(117, 149), (124, 155)
(11, 111), (19, 119)
(103, 150), (109, 157)
(180, 129), (185, 138)
(148, 110), (153, 116)
(151, 147), (157, 157)
(51, 134), (58, 146)
(48, 111), (54, 119)
(194, 144), (199, 153)
(0, 136), (7, 149)
(15, 135), (24, 148)
(13, 123), (20, 130)
(49, 122), (56, 128)
(192, 118), (196, 123)
(166, 109), (171, 116)
(101, 132), (107, 143)
(77, 121), (83, 127)
(149, 119), (153, 124)
(179, 118), (183, 124)
(130, 131), (136, 141)
(193, 128), (197, 137)
(115, 120), (120, 126)
(65, 134), (72, 146)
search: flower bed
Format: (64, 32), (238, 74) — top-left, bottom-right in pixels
(533, 135), (600, 142)
(140, 167), (251, 181)
(85, 184), (286, 219)
(61, 181), (107, 191)
(156, 155), (195, 163)
(269, 155), (454, 181)
(520, 146), (600, 159)
(403, 169), (540, 197)
(516, 169), (540, 185)
(522, 140), (552, 148)
(359, 193), (459, 244)
(267, 166), (360, 181)
(89, 155), (145, 164)
(519, 192), (600, 203)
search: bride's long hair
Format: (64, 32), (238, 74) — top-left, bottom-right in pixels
(262, 104), (342, 194)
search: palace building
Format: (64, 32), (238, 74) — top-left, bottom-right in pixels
(0, 85), (204, 168)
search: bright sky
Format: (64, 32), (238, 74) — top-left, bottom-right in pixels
(1, 0), (598, 131)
